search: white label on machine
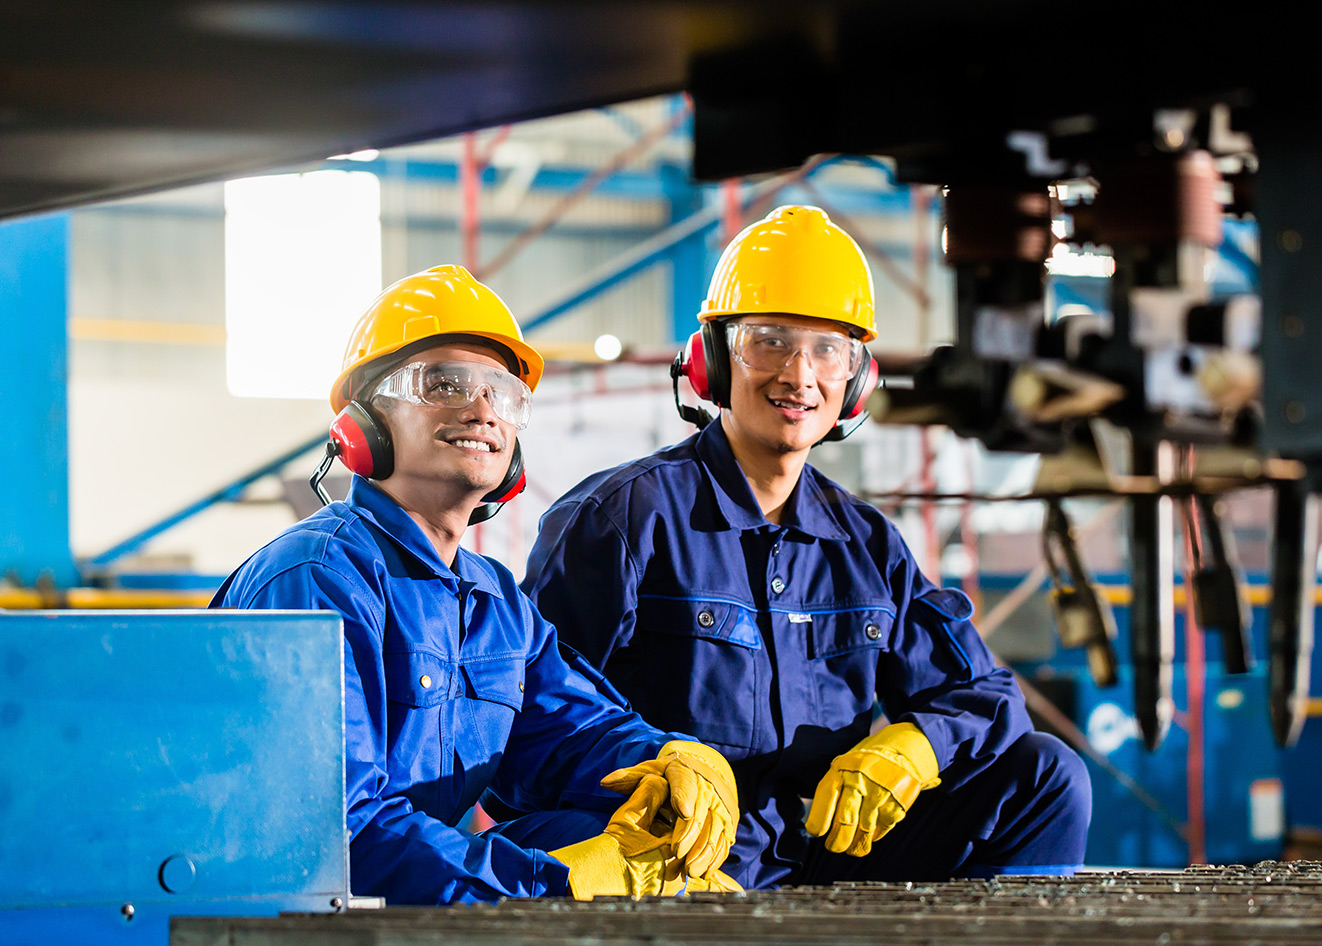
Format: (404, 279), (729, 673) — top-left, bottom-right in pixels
(1249, 778), (1285, 841)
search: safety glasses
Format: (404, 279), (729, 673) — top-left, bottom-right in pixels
(726, 322), (865, 382)
(373, 360), (533, 429)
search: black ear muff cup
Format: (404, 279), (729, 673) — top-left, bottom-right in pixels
(469, 439), (526, 526)
(483, 439), (525, 504)
(840, 354), (880, 420)
(699, 321), (732, 409)
(330, 400), (394, 479)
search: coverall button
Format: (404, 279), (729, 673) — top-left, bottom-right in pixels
(771, 577), (786, 594)
(697, 610), (716, 628)
(420, 674), (432, 688)
(865, 623), (882, 640)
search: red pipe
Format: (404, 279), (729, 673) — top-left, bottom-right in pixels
(722, 178), (743, 242)
(962, 441), (982, 614)
(461, 131), (480, 274)
(1181, 448), (1207, 865)
(462, 130), (481, 554)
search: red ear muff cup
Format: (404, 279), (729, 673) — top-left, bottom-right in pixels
(840, 355), (880, 421)
(482, 439), (525, 504)
(700, 321), (732, 408)
(682, 330), (712, 403)
(330, 400), (393, 479)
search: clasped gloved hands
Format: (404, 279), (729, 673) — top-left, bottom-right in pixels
(805, 722), (941, 858)
(551, 740), (742, 899)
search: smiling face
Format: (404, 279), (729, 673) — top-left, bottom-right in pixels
(372, 342), (518, 504)
(721, 314), (850, 459)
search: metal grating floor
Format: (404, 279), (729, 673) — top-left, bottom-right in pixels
(172, 861), (1322, 945)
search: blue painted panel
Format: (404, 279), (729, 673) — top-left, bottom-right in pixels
(1070, 666), (1283, 867)
(0, 212), (76, 587)
(0, 610), (348, 942)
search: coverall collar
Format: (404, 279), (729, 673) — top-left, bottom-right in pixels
(697, 420), (850, 542)
(346, 475), (505, 597)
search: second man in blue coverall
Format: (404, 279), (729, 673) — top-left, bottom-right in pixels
(213, 265), (741, 904)
(523, 206), (1093, 890)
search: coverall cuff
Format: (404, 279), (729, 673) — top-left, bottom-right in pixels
(531, 848), (574, 898)
(861, 722), (941, 788)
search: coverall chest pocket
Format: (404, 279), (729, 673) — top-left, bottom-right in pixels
(382, 649), (457, 785)
(457, 660), (526, 770)
(808, 609), (893, 729)
(634, 596), (762, 753)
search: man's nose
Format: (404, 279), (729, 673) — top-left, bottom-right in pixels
(458, 384), (499, 424)
(776, 349), (816, 386)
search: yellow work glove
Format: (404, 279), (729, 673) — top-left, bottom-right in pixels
(550, 793), (743, 900)
(804, 722), (941, 858)
(599, 740), (739, 881)
(682, 868), (744, 894)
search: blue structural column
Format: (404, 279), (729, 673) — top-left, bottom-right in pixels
(0, 213), (76, 587)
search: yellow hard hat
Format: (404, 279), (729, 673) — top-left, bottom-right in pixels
(330, 265), (545, 412)
(700, 205), (876, 342)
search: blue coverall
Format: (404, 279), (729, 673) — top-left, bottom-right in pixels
(523, 420), (1092, 889)
(213, 475), (682, 904)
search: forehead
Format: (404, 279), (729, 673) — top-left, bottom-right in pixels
(733, 314), (852, 336)
(410, 342), (509, 371)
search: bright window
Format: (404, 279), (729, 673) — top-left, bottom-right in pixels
(224, 170), (382, 398)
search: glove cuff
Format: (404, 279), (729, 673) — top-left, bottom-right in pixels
(550, 834), (630, 900)
(657, 740), (739, 816)
(856, 723), (941, 790)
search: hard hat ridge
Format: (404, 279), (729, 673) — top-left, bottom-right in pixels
(699, 205), (876, 342)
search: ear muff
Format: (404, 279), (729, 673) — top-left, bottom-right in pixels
(470, 439), (525, 525)
(330, 400), (394, 479)
(673, 323), (731, 409)
(839, 353), (880, 421)
(681, 329), (712, 403)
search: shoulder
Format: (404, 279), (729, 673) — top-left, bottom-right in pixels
(224, 503), (382, 602)
(802, 463), (911, 553)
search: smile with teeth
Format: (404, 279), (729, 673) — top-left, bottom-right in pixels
(770, 397), (814, 412)
(448, 438), (496, 452)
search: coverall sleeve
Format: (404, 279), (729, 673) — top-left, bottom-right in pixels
(487, 589), (676, 815)
(521, 497), (639, 669)
(221, 561), (572, 904)
(878, 526), (1034, 790)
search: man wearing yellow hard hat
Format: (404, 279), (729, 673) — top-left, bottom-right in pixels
(213, 265), (740, 903)
(524, 207), (1092, 888)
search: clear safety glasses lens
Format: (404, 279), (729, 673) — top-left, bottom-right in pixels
(726, 323), (864, 382)
(375, 361), (532, 429)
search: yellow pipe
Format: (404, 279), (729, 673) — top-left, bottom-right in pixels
(1096, 585), (1297, 607)
(70, 317), (227, 346)
(0, 588), (212, 609)
(0, 589), (44, 609)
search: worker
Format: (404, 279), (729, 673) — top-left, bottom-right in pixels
(522, 207), (1092, 889)
(212, 265), (740, 904)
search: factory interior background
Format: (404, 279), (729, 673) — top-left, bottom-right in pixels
(3, 6), (1320, 938)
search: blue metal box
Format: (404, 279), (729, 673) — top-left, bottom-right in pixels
(0, 610), (348, 944)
